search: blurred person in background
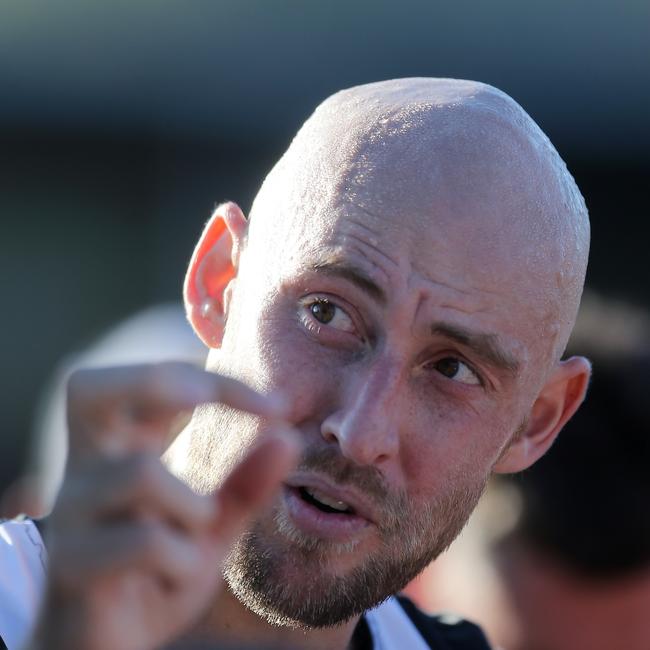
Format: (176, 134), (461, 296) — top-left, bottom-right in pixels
(494, 293), (650, 650)
(1, 78), (592, 650)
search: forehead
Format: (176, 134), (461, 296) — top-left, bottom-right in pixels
(290, 194), (541, 311)
(258, 138), (550, 308)
(248, 189), (559, 378)
(260, 99), (561, 282)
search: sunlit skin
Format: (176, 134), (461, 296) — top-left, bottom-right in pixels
(165, 78), (591, 650)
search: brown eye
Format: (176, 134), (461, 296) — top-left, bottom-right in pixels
(435, 357), (460, 378)
(310, 299), (336, 324)
(300, 296), (356, 334)
(430, 357), (481, 385)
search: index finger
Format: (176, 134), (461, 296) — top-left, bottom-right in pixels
(67, 362), (287, 456)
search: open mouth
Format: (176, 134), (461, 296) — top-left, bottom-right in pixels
(298, 486), (354, 515)
(282, 483), (370, 541)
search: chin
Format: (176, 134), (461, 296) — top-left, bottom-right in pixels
(223, 519), (438, 629)
(222, 471), (487, 628)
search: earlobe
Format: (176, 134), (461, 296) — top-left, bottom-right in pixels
(184, 202), (248, 348)
(493, 356), (591, 474)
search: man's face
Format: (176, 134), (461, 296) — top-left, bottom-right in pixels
(187, 149), (556, 626)
(180, 85), (584, 627)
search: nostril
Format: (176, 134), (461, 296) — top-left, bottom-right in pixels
(321, 429), (340, 444)
(320, 413), (343, 445)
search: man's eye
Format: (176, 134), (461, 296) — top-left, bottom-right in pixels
(431, 357), (481, 386)
(303, 298), (355, 333)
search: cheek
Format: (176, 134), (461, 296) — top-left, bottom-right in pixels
(400, 402), (517, 502)
(252, 312), (345, 421)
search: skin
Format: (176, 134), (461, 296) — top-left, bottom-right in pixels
(175, 79), (591, 648)
(31, 364), (300, 650)
(33, 78), (591, 650)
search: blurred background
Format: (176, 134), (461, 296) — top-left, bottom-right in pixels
(2, 0), (649, 480)
(1, 2), (649, 647)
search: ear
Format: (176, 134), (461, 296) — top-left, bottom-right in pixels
(493, 356), (591, 474)
(184, 202), (248, 348)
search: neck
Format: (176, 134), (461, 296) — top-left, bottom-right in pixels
(190, 585), (362, 650)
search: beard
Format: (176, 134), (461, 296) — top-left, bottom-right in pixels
(222, 445), (487, 629)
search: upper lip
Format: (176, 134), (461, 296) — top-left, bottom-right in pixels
(285, 473), (378, 524)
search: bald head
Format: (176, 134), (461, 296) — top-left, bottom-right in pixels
(174, 81), (594, 635)
(246, 78), (589, 362)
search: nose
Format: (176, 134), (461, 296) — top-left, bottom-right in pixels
(320, 356), (402, 467)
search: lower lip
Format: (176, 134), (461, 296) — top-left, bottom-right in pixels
(282, 486), (372, 542)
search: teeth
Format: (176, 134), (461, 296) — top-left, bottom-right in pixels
(305, 487), (350, 512)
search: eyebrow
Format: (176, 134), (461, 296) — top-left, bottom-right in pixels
(310, 259), (387, 305)
(309, 258), (520, 375)
(431, 322), (521, 375)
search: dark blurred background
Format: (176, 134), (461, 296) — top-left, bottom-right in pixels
(1, 0), (648, 486)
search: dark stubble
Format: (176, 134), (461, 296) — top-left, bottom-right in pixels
(223, 445), (487, 628)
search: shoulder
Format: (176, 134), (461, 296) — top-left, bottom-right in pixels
(396, 595), (493, 650)
(0, 517), (47, 566)
(0, 518), (47, 650)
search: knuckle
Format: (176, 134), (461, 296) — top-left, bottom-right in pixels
(126, 453), (162, 493)
(52, 464), (98, 521)
(135, 522), (167, 559)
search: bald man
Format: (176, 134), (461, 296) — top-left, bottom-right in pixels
(6, 78), (590, 650)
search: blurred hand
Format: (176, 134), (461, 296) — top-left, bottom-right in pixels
(30, 362), (299, 650)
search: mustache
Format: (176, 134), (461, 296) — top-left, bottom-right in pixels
(295, 446), (408, 531)
(297, 446), (387, 498)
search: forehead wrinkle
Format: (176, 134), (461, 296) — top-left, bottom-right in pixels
(343, 229), (400, 271)
(308, 241), (393, 303)
(409, 256), (504, 300)
(310, 257), (386, 305)
(432, 301), (493, 316)
(316, 214), (402, 283)
(339, 214), (389, 250)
